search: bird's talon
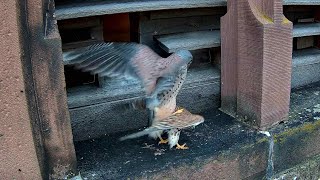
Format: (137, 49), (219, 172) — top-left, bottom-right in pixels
(176, 143), (189, 150)
(158, 137), (168, 144)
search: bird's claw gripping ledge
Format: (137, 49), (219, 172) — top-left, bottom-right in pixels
(158, 137), (168, 144)
(176, 143), (189, 150)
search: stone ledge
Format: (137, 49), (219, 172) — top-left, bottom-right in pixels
(155, 30), (221, 53)
(291, 48), (320, 88)
(55, 0), (320, 20)
(273, 154), (320, 179)
(55, 0), (227, 20)
(74, 82), (320, 179)
(293, 23), (320, 38)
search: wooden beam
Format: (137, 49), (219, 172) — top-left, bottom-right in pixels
(221, 0), (293, 129)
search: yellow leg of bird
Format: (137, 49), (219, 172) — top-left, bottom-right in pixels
(172, 108), (184, 115)
(176, 143), (189, 150)
(158, 136), (168, 144)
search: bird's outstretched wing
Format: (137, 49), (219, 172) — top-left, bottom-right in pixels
(64, 42), (164, 95)
(64, 42), (192, 95)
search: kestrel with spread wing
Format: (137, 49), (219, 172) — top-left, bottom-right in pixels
(64, 42), (193, 142)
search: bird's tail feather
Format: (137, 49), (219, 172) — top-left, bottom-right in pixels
(119, 127), (156, 141)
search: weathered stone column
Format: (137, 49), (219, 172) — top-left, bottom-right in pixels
(1, 0), (77, 179)
(221, 0), (293, 129)
(0, 1), (43, 179)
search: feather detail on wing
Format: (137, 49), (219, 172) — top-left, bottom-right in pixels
(63, 42), (164, 95)
(119, 108), (204, 141)
(153, 108), (205, 129)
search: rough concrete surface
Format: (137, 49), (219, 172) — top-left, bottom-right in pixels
(273, 154), (320, 180)
(0, 1), (42, 179)
(75, 109), (269, 180)
(74, 82), (320, 179)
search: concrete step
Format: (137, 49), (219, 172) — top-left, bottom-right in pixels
(155, 30), (221, 53)
(292, 48), (320, 88)
(55, 0), (320, 20)
(55, 0), (227, 20)
(283, 0), (320, 5)
(293, 23), (320, 37)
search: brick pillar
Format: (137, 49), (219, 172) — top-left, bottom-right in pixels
(0, 1), (42, 179)
(0, 0), (78, 179)
(221, 0), (293, 129)
(24, 0), (78, 178)
(220, 0), (238, 115)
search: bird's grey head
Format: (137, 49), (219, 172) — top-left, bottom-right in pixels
(175, 50), (193, 64)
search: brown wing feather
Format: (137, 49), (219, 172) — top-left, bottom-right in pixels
(153, 108), (204, 130)
(63, 42), (165, 95)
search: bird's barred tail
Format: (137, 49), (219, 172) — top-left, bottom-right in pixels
(119, 127), (156, 141)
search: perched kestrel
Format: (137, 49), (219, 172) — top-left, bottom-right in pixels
(120, 107), (204, 149)
(63, 42), (193, 141)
